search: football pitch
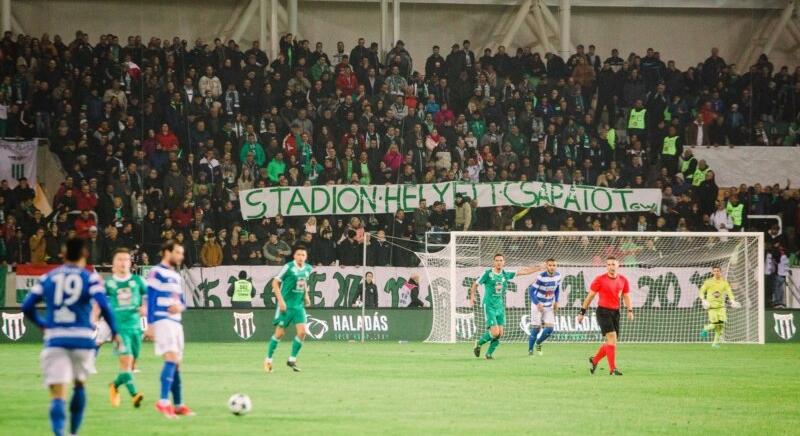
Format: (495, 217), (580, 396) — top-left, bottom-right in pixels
(1, 342), (798, 435)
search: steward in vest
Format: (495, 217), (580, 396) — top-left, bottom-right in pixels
(726, 195), (745, 231)
(627, 99), (647, 139)
(229, 270), (256, 309)
(679, 148), (697, 183)
(660, 125), (682, 176)
(692, 159), (710, 187)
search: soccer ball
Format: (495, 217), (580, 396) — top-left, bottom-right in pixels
(228, 393), (252, 416)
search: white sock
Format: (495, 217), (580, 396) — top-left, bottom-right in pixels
(288, 356), (297, 362)
(266, 358), (273, 363)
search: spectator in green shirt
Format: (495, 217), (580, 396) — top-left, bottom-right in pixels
(239, 133), (266, 166)
(267, 152), (287, 183)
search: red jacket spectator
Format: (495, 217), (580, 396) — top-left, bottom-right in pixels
(155, 123), (180, 152)
(434, 106), (455, 126)
(282, 132), (299, 161)
(336, 68), (359, 97)
(171, 203), (193, 229)
(74, 211), (97, 238)
(75, 189), (98, 211)
(383, 145), (402, 172)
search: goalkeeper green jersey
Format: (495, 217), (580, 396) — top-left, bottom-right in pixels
(105, 274), (147, 331)
(275, 261), (313, 308)
(699, 277), (734, 310)
(477, 268), (516, 311)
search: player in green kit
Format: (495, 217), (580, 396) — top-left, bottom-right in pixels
(468, 253), (540, 359)
(105, 248), (147, 407)
(699, 266), (741, 348)
(264, 246), (313, 373)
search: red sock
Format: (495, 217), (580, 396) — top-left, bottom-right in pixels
(606, 344), (617, 372)
(592, 344), (607, 365)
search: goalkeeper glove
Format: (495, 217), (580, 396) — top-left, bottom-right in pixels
(701, 300), (710, 310)
(730, 300), (741, 309)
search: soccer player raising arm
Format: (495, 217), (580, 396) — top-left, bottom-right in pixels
(577, 256), (633, 376)
(468, 254), (541, 359)
(699, 266), (740, 348)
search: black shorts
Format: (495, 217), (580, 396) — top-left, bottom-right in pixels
(596, 307), (620, 336)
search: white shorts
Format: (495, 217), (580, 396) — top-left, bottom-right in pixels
(531, 306), (556, 326)
(153, 320), (184, 359)
(40, 347), (95, 386)
(94, 320), (112, 344)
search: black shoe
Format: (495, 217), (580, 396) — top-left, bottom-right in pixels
(589, 356), (597, 375)
(610, 369), (623, 376)
(528, 350), (533, 356)
(473, 341), (481, 358)
(485, 355), (494, 360)
(287, 360), (301, 372)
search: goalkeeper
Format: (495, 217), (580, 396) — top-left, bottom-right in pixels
(699, 266), (741, 348)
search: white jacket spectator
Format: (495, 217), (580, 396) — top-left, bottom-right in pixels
(199, 68), (223, 99)
(709, 202), (733, 231)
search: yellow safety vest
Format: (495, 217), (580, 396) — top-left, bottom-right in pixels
(628, 108), (646, 130)
(606, 128), (616, 150)
(680, 156), (696, 174)
(662, 136), (678, 156)
(692, 167), (709, 186)
(726, 202), (743, 226)
(232, 279), (253, 302)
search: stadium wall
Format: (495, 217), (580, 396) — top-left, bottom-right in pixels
(2, 308), (798, 343)
(16, 2), (797, 71)
(0, 308), (433, 342)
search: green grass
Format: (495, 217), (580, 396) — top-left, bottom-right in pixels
(1, 342), (798, 435)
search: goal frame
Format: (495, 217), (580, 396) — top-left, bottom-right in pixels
(436, 231), (764, 344)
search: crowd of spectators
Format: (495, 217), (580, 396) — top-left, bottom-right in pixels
(0, 30), (798, 274)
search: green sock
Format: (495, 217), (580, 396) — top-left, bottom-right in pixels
(113, 371), (130, 389)
(124, 372), (137, 396)
(290, 337), (303, 358)
(477, 331), (492, 346)
(487, 338), (500, 356)
(267, 335), (279, 359)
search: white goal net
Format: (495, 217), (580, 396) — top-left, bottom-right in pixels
(420, 232), (764, 344)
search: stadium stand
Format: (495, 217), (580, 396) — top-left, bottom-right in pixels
(0, 30), (798, 269)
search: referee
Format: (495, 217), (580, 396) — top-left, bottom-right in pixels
(577, 256), (633, 376)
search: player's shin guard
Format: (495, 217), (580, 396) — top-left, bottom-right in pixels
(477, 331), (492, 346)
(537, 327), (554, 345)
(289, 337), (303, 361)
(69, 385), (86, 435)
(159, 362), (177, 402)
(487, 338), (500, 356)
(606, 344), (617, 372)
(171, 369), (182, 406)
(267, 335), (279, 359)
(124, 371), (138, 396)
(49, 398), (66, 436)
(528, 327), (540, 352)
(592, 343), (607, 365)
(714, 323), (724, 344)
(115, 371), (138, 396)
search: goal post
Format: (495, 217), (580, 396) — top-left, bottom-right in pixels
(420, 231), (764, 344)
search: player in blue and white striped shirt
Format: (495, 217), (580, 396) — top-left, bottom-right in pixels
(22, 238), (120, 436)
(146, 240), (195, 419)
(528, 258), (561, 356)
